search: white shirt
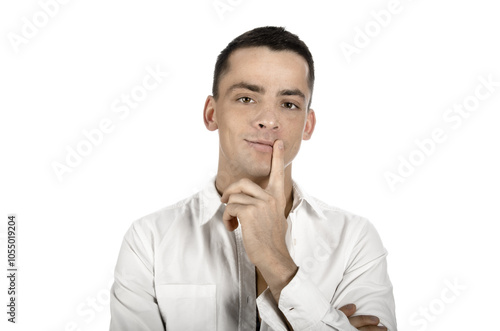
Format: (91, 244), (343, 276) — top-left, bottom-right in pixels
(110, 176), (397, 331)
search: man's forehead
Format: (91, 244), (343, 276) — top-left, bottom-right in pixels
(221, 46), (310, 93)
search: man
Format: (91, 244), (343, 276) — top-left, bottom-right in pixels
(110, 26), (397, 330)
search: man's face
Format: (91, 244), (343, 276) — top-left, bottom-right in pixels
(204, 46), (316, 180)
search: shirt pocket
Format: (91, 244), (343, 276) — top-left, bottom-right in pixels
(156, 284), (216, 331)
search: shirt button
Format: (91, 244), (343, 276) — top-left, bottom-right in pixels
(246, 296), (251, 304)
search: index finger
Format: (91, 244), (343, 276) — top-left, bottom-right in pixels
(267, 139), (285, 194)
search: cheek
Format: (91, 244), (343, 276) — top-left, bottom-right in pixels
(219, 109), (243, 132)
(218, 115), (243, 151)
(287, 141), (301, 159)
(284, 131), (304, 162)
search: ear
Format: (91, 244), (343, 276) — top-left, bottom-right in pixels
(203, 95), (218, 131)
(302, 109), (316, 140)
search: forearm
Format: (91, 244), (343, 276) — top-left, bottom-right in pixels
(257, 253), (298, 304)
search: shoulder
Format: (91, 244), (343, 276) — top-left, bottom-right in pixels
(307, 197), (388, 271)
(297, 189), (385, 252)
(299, 187), (372, 232)
(293, 180), (369, 228)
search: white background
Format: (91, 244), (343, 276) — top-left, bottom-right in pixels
(1, 0), (499, 330)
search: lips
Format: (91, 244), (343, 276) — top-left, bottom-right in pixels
(245, 139), (274, 153)
(247, 139), (274, 146)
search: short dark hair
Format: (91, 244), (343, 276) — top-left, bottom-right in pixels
(212, 26), (315, 110)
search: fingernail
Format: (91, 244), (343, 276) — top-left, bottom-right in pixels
(278, 140), (284, 150)
(370, 316), (379, 323)
(344, 304), (354, 310)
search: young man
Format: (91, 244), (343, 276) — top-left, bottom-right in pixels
(110, 26), (397, 331)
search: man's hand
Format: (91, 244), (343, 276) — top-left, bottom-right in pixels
(220, 139), (289, 267)
(220, 139), (297, 302)
(339, 304), (387, 331)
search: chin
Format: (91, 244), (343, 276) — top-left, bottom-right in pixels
(244, 164), (272, 179)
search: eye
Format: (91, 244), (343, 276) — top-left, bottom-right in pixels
(282, 102), (299, 110)
(237, 97), (254, 104)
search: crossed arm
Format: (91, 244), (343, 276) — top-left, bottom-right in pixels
(284, 304), (389, 331)
(339, 304), (388, 331)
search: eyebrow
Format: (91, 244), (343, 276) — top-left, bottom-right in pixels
(279, 88), (305, 101)
(227, 82), (264, 94)
(227, 81), (306, 102)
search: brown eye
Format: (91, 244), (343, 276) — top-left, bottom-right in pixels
(238, 97), (254, 103)
(283, 102), (298, 110)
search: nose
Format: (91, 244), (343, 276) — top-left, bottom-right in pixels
(253, 109), (280, 131)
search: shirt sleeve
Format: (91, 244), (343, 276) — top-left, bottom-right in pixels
(257, 219), (397, 331)
(257, 271), (358, 331)
(109, 220), (165, 331)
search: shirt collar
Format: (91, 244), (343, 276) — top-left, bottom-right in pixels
(198, 176), (327, 226)
(290, 179), (328, 221)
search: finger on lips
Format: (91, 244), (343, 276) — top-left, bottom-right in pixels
(268, 139), (285, 193)
(220, 139), (285, 203)
(220, 139), (286, 232)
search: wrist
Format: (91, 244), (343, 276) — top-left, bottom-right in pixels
(258, 256), (298, 301)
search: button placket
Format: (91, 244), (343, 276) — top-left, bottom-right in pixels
(234, 226), (256, 331)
